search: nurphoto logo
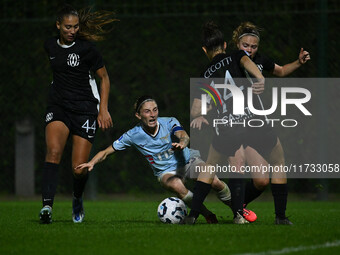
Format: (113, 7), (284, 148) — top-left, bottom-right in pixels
(200, 81), (312, 128)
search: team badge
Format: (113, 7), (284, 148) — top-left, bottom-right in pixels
(67, 53), (80, 67)
(45, 112), (53, 122)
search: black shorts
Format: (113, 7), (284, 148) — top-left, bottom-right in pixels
(244, 125), (278, 157)
(45, 105), (97, 143)
(211, 127), (246, 157)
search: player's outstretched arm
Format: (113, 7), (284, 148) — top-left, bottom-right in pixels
(172, 130), (190, 150)
(75, 145), (115, 171)
(240, 55), (265, 95)
(273, 48), (311, 77)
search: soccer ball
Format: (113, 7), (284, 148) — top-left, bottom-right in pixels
(157, 197), (187, 224)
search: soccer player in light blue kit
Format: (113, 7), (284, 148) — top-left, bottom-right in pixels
(76, 95), (232, 223)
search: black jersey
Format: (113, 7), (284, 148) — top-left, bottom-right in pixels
(201, 50), (247, 79)
(44, 37), (104, 115)
(244, 52), (278, 155)
(198, 50), (254, 129)
(252, 53), (275, 73)
(242, 52), (275, 119)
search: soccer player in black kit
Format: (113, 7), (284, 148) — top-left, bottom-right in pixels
(230, 22), (310, 225)
(185, 21), (265, 224)
(39, 5), (117, 224)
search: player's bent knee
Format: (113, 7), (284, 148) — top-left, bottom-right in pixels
(253, 178), (269, 190)
(211, 177), (223, 190)
(72, 166), (88, 177)
(46, 149), (63, 163)
(165, 178), (187, 195)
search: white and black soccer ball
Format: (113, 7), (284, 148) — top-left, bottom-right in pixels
(157, 197), (187, 224)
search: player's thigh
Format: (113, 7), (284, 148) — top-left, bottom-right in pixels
(161, 174), (188, 196)
(72, 135), (93, 175)
(245, 146), (270, 180)
(268, 138), (285, 166)
(269, 138), (287, 183)
(45, 121), (70, 163)
(185, 150), (215, 184)
(206, 144), (224, 165)
(196, 162), (215, 185)
(228, 145), (246, 172)
(211, 175), (226, 191)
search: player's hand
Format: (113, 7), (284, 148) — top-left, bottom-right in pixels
(172, 142), (185, 150)
(75, 162), (95, 172)
(299, 48), (311, 64)
(97, 109), (113, 131)
(252, 78), (265, 95)
(190, 116), (209, 130)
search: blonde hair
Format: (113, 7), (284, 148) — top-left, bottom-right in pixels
(232, 22), (262, 46)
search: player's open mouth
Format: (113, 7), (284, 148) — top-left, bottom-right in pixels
(149, 119), (156, 124)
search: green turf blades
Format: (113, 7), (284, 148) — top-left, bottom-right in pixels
(0, 200), (340, 255)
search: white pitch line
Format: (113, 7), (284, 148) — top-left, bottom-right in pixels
(233, 240), (340, 255)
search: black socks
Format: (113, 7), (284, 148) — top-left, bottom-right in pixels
(188, 181), (212, 219)
(271, 183), (288, 219)
(228, 174), (245, 217)
(73, 171), (89, 199)
(42, 162), (59, 207)
(244, 179), (265, 206)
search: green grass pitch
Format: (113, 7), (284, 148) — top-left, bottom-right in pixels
(0, 199), (340, 255)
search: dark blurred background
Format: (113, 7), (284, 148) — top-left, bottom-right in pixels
(1, 0), (339, 198)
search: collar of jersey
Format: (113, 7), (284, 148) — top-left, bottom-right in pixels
(142, 121), (160, 138)
(57, 39), (75, 48)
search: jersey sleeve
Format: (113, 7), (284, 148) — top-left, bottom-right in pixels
(260, 55), (275, 72)
(88, 43), (105, 72)
(233, 50), (249, 63)
(167, 117), (184, 136)
(112, 132), (133, 151)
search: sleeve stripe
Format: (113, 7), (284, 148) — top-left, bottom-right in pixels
(171, 126), (184, 135)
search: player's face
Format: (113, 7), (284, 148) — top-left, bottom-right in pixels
(56, 15), (79, 45)
(136, 101), (159, 130)
(238, 35), (259, 59)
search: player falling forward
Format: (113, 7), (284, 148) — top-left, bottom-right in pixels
(39, 4), (116, 224)
(76, 95), (240, 224)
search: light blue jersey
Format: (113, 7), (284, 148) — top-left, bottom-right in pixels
(113, 117), (191, 177)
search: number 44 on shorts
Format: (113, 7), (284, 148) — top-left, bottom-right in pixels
(82, 119), (96, 134)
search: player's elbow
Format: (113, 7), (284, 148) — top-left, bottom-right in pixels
(273, 66), (286, 77)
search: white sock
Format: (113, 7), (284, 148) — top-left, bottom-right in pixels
(182, 190), (193, 207)
(216, 181), (232, 206)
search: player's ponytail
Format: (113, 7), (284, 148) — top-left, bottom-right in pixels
(78, 7), (118, 41)
(232, 22), (261, 47)
(202, 21), (224, 52)
(56, 4), (118, 42)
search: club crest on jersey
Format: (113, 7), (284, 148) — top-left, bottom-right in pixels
(45, 112), (53, 122)
(67, 53), (80, 67)
(160, 134), (169, 143)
